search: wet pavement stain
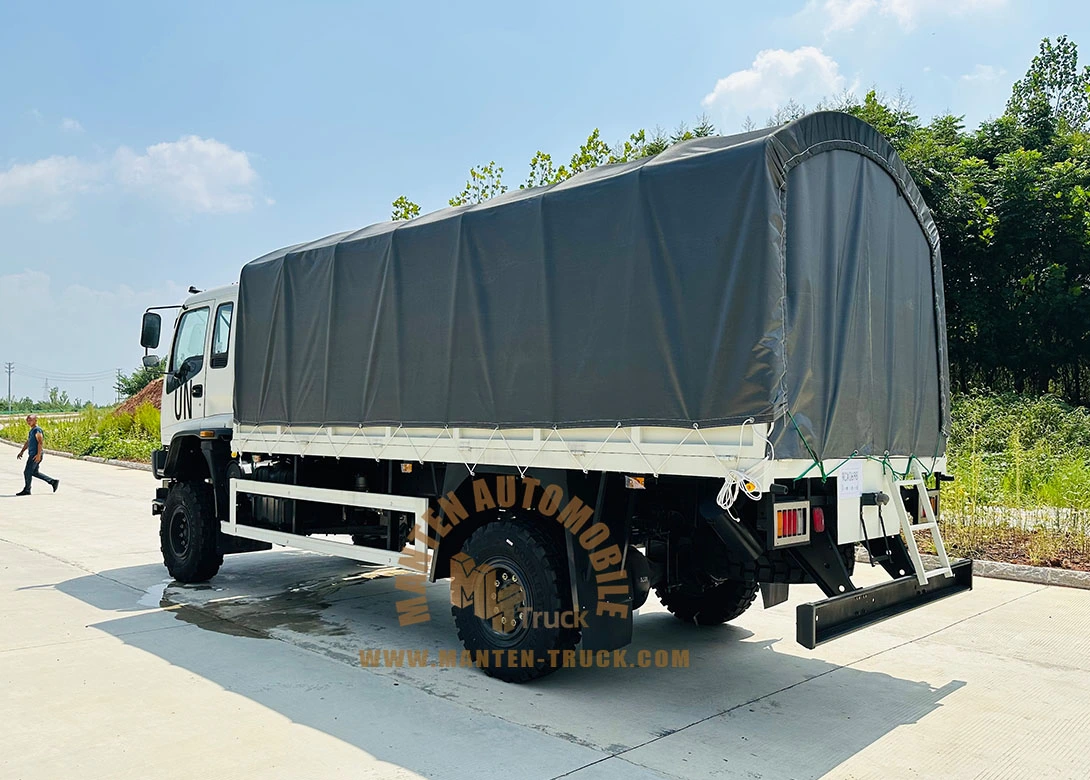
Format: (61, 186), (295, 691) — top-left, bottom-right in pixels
(157, 567), (403, 640)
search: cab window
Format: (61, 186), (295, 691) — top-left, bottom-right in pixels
(210, 303), (233, 368)
(171, 307), (209, 373)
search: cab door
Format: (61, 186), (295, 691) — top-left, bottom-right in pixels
(201, 299), (235, 425)
(163, 305), (210, 438)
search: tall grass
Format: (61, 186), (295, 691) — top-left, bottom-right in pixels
(0, 405), (161, 462)
(941, 393), (1090, 561)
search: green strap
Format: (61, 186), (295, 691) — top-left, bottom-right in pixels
(787, 408), (826, 481)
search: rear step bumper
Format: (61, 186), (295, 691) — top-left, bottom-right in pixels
(796, 558), (973, 649)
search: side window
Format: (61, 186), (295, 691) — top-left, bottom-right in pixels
(170, 307), (209, 373)
(210, 303), (233, 369)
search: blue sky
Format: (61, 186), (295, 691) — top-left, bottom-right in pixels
(1, 0), (1086, 402)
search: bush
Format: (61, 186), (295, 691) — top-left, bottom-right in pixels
(0, 405), (161, 462)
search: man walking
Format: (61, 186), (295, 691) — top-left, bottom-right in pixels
(16, 415), (60, 496)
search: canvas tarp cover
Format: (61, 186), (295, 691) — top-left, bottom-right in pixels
(235, 111), (950, 460)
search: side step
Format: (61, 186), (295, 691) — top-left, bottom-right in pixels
(796, 558), (973, 649)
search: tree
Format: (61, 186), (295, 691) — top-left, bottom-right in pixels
(391, 196), (421, 221)
(1008, 36), (1090, 132)
(116, 362), (161, 399)
(47, 387), (70, 408)
(522, 151), (557, 189)
(766, 99), (808, 127)
(449, 161), (507, 206)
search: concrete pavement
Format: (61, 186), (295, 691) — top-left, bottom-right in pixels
(3, 448), (1090, 779)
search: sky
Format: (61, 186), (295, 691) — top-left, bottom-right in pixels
(1, 0), (1087, 402)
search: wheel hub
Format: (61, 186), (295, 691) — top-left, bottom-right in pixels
(169, 508), (190, 558)
(479, 558), (530, 643)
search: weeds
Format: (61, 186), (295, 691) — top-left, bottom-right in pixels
(0, 405), (160, 462)
(939, 392), (1090, 564)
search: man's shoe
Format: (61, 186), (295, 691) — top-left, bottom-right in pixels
(15, 490), (30, 496)
(52, 479), (60, 493)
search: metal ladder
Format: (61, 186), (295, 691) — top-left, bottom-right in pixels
(887, 460), (953, 585)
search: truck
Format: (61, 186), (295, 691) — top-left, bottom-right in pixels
(138, 111), (972, 682)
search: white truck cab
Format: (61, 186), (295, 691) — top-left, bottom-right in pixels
(148, 285), (237, 444)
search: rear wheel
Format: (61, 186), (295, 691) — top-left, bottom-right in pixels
(451, 518), (578, 683)
(655, 578), (758, 625)
(160, 482), (223, 583)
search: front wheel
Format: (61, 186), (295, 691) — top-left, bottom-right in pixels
(655, 578), (758, 625)
(451, 518), (579, 683)
(160, 482), (223, 583)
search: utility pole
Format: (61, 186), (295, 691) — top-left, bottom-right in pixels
(4, 362), (12, 413)
(116, 368), (122, 405)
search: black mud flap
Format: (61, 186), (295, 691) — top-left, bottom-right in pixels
(796, 558), (973, 649)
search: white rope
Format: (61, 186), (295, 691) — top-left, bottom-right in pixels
(692, 418), (775, 520)
(576, 423), (623, 475)
(417, 426), (452, 464)
(516, 428), (558, 478)
(235, 421), (780, 488)
(374, 424), (403, 461)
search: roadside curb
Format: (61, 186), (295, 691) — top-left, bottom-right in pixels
(0, 438), (152, 473)
(854, 547), (1090, 591)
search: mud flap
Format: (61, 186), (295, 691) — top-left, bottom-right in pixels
(796, 558), (973, 648)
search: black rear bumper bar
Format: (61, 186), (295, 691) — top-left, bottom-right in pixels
(796, 558), (973, 649)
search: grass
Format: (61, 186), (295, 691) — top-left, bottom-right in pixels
(932, 392), (1090, 567)
(0, 405), (161, 463)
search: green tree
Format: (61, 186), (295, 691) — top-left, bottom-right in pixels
(450, 161), (507, 206)
(116, 362), (161, 399)
(391, 195), (421, 221)
(522, 151), (557, 189)
(1008, 35), (1090, 132)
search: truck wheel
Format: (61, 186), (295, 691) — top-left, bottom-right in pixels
(451, 518), (578, 683)
(655, 578), (758, 625)
(161, 482), (223, 583)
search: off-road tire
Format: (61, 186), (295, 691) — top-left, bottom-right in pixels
(452, 518), (578, 683)
(161, 482), (223, 583)
(655, 578), (759, 625)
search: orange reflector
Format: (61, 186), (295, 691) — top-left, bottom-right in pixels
(199, 430), (215, 439)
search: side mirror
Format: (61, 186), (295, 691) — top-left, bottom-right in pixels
(140, 312), (162, 349)
(142, 354), (162, 369)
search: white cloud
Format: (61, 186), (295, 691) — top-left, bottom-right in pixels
(60, 117), (84, 133)
(882, 0), (1004, 29)
(0, 270), (188, 401)
(961, 64), (1005, 82)
(822, 0), (877, 32)
(0, 156), (102, 216)
(0, 135), (262, 218)
(114, 136), (259, 214)
(812, 0), (1005, 33)
(703, 47), (846, 114)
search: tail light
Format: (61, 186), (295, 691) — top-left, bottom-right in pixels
(772, 501), (811, 548)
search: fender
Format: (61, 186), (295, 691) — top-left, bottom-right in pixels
(158, 428), (232, 517)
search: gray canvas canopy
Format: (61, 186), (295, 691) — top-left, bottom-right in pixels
(234, 111), (950, 460)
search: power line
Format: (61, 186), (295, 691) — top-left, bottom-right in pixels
(18, 365), (117, 381)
